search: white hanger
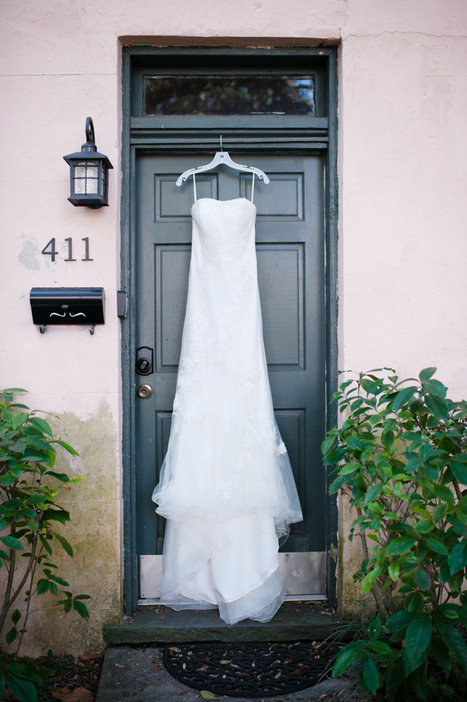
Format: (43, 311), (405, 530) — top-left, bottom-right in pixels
(176, 136), (270, 186)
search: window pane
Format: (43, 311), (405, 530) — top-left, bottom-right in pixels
(86, 178), (99, 194)
(144, 76), (315, 116)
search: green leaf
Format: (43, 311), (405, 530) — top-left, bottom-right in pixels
(433, 483), (455, 502)
(450, 460), (467, 485)
(364, 483), (384, 504)
(405, 456), (422, 474)
(4, 672), (38, 702)
(0, 474), (17, 486)
(385, 537), (416, 556)
(405, 612), (432, 660)
(439, 624), (467, 664)
(392, 386), (417, 412)
(44, 471), (71, 483)
(12, 608), (21, 624)
(200, 692), (219, 700)
(329, 475), (347, 495)
(362, 658), (379, 694)
(29, 417), (53, 435)
(50, 439), (80, 456)
(6, 626), (17, 644)
(361, 566), (382, 594)
(414, 520), (434, 533)
(424, 378), (447, 398)
(26, 494), (48, 505)
(20, 453), (49, 464)
(388, 563), (400, 582)
(73, 599), (90, 619)
(345, 436), (363, 451)
(386, 660), (404, 702)
(47, 572), (69, 586)
(425, 537), (449, 555)
(39, 535), (53, 555)
(419, 367), (437, 381)
(41, 508), (70, 524)
(0, 535), (23, 551)
(368, 640), (394, 656)
(426, 394), (449, 420)
(433, 503), (447, 523)
(340, 463), (361, 475)
(332, 644), (362, 676)
(447, 542), (466, 575)
(386, 610), (414, 634)
(6, 662), (45, 684)
(37, 579), (50, 595)
(405, 591), (424, 613)
(55, 534), (74, 557)
(321, 435), (337, 456)
(413, 568), (430, 590)
(219, 660), (231, 665)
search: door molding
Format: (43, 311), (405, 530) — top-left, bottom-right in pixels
(121, 46), (338, 614)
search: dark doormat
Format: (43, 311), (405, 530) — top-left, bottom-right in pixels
(162, 640), (342, 698)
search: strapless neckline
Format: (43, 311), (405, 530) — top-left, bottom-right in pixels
(192, 197), (256, 210)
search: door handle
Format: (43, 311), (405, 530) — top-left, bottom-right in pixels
(137, 384), (153, 399)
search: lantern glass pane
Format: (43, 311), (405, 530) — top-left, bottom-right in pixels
(85, 164), (99, 194)
(74, 178), (86, 194)
(72, 162), (101, 196)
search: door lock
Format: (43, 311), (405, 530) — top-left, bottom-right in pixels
(136, 346), (153, 375)
(137, 384), (153, 399)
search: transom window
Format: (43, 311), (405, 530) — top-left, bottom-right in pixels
(144, 75), (315, 116)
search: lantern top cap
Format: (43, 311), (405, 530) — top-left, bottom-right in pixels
(63, 116), (113, 168)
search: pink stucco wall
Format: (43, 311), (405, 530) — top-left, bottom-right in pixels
(1, 0), (466, 653)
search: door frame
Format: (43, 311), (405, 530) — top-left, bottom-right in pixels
(120, 45), (339, 614)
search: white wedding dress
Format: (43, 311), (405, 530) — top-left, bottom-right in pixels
(152, 188), (303, 625)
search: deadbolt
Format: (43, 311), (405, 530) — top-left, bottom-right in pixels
(137, 384), (153, 399)
(136, 346), (154, 375)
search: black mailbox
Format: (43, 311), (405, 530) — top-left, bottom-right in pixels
(30, 287), (105, 333)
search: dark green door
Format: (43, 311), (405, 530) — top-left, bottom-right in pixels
(134, 151), (327, 600)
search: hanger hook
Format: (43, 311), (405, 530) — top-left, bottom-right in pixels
(220, 135), (223, 152)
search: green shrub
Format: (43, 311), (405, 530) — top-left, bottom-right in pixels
(0, 388), (90, 701)
(322, 368), (467, 700)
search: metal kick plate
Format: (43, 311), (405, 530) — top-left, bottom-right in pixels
(139, 552), (326, 601)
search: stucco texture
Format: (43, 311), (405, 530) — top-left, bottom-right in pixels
(1, 0), (466, 652)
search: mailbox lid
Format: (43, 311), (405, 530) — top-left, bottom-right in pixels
(30, 287), (105, 325)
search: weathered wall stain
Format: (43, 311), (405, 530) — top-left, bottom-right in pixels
(17, 239), (40, 271)
(16, 401), (122, 657)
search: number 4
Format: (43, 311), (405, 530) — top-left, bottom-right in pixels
(41, 238), (58, 262)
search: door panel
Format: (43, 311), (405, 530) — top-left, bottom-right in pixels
(135, 152), (326, 596)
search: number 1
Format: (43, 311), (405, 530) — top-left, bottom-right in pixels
(81, 237), (93, 261)
(64, 237), (76, 261)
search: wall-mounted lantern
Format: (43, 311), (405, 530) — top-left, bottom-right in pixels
(63, 117), (113, 208)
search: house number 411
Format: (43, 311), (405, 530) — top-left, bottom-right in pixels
(41, 237), (93, 262)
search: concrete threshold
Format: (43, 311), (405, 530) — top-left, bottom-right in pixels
(104, 602), (355, 645)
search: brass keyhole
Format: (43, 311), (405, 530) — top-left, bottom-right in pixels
(137, 384), (153, 399)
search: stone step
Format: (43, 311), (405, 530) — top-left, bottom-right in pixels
(104, 602), (355, 645)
